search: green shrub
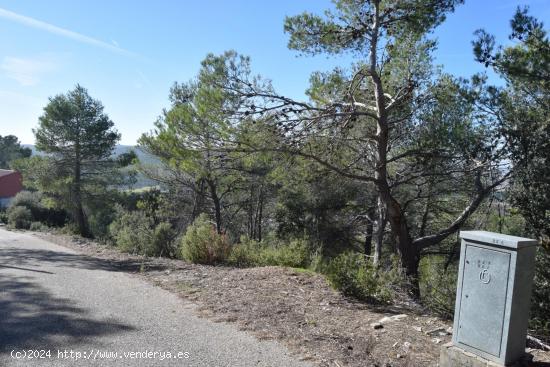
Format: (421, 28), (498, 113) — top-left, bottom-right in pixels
(7, 206), (32, 229)
(325, 252), (369, 299)
(29, 221), (48, 231)
(419, 256), (458, 318)
(10, 190), (42, 210)
(227, 235), (261, 267)
(88, 207), (116, 240)
(530, 246), (550, 342)
(259, 238), (310, 268)
(180, 214), (231, 264)
(60, 222), (80, 235)
(152, 222), (176, 258)
(109, 210), (154, 255)
(109, 206), (177, 257)
(0, 211), (8, 224)
(9, 190), (67, 227)
(228, 236), (310, 268)
(325, 252), (405, 303)
(308, 249), (327, 273)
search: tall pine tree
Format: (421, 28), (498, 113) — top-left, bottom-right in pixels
(34, 85), (121, 237)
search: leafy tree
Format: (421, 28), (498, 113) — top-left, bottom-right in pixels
(214, 0), (513, 296)
(0, 135), (31, 169)
(33, 85), (129, 237)
(474, 7), (549, 244)
(217, 119), (282, 242)
(139, 51), (249, 234)
(474, 7), (550, 340)
(269, 151), (365, 256)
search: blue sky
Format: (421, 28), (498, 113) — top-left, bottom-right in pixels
(0, 0), (548, 145)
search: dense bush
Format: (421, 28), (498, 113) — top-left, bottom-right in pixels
(273, 169), (361, 258)
(325, 252), (406, 303)
(419, 256), (458, 318)
(180, 214), (231, 264)
(325, 252), (371, 300)
(109, 209), (153, 254)
(261, 238), (310, 267)
(0, 210), (7, 224)
(7, 206), (32, 229)
(10, 190), (42, 210)
(88, 206), (116, 240)
(29, 221), (48, 231)
(530, 246), (550, 342)
(228, 236), (310, 268)
(227, 236), (260, 267)
(109, 205), (177, 257)
(9, 190), (67, 227)
(152, 221), (177, 258)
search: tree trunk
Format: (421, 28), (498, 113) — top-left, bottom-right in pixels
(383, 195), (421, 297)
(74, 189), (88, 237)
(373, 196), (386, 266)
(364, 206), (374, 257)
(73, 140), (89, 237)
(250, 184), (256, 239)
(206, 179), (222, 234)
(368, 1), (421, 297)
(191, 179), (206, 222)
(257, 184), (264, 242)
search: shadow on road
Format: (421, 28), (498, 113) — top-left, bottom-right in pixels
(0, 246), (168, 273)
(0, 272), (135, 352)
(0, 264), (54, 274)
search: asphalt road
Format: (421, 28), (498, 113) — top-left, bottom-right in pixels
(0, 228), (312, 367)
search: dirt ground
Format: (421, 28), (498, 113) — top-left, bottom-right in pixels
(33, 231), (550, 367)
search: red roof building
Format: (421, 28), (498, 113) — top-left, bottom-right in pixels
(0, 169), (23, 203)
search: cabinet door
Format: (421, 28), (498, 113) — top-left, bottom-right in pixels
(457, 244), (511, 357)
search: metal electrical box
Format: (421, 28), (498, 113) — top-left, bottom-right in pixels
(452, 231), (538, 365)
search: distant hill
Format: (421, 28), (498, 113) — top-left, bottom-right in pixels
(22, 144), (39, 156)
(24, 144), (158, 162)
(113, 145), (161, 166)
(23, 144), (162, 189)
